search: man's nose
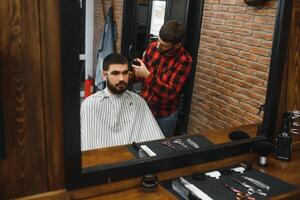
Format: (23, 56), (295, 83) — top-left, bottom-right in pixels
(119, 74), (124, 81)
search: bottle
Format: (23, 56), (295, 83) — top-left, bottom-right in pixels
(276, 112), (292, 161)
(84, 76), (94, 98)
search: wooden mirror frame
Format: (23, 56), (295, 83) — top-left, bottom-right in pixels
(61, 0), (292, 190)
(0, 100), (5, 159)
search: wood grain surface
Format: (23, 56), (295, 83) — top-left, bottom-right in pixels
(0, 0), (48, 198)
(0, 0), (299, 199)
(81, 124), (258, 168)
(81, 150), (300, 200)
(0, 0), (64, 198)
(39, 0), (65, 190)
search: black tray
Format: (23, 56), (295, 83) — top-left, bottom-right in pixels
(163, 168), (298, 200)
(128, 134), (213, 158)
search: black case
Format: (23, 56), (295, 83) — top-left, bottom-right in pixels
(276, 133), (292, 161)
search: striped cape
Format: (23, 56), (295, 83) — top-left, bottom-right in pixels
(81, 89), (164, 151)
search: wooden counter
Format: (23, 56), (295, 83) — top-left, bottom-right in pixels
(85, 151), (300, 200)
(81, 124), (259, 168)
(82, 145), (135, 168)
(68, 124), (300, 200)
(17, 150), (300, 200)
(17, 123), (300, 200)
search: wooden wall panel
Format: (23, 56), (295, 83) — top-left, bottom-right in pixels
(0, 0), (299, 199)
(287, 0), (300, 110)
(277, 0), (300, 142)
(39, 0), (65, 190)
(287, 0), (300, 143)
(0, 0), (48, 199)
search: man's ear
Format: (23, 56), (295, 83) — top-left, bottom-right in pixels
(102, 71), (107, 80)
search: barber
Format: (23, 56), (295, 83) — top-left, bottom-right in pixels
(132, 20), (192, 137)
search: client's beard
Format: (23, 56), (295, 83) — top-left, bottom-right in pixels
(106, 79), (128, 95)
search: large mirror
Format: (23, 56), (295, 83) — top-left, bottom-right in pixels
(61, 0), (292, 189)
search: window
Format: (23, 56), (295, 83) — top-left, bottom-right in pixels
(150, 0), (166, 36)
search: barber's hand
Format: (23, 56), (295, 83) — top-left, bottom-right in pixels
(132, 58), (150, 78)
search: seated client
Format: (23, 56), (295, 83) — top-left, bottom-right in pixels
(81, 53), (164, 151)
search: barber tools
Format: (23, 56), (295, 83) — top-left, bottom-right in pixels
(223, 184), (255, 200)
(233, 178), (267, 197)
(252, 141), (274, 167)
(172, 178), (201, 200)
(276, 112), (292, 161)
(141, 174), (159, 192)
(229, 130), (250, 141)
(161, 140), (177, 151)
(230, 162), (252, 174)
(173, 138), (190, 150)
(205, 171), (221, 179)
(186, 138), (200, 149)
(220, 162), (250, 176)
(276, 111), (300, 161)
(172, 177), (213, 200)
(139, 145), (157, 157)
(132, 142), (157, 157)
(162, 138), (200, 152)
(289, 110), (300, 135)
(231, 166), (246, 174)
(132, 142), (147, 158)
(242, 176), (270, 191)
(172, 179), (199, 200)
(128, 44), (141, 67)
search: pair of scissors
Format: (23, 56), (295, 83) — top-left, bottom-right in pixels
(233, 178), (267, 196)
(173, 138), (190, 149)
(223, 184), (255, 200)
(161, 140), (177, 151)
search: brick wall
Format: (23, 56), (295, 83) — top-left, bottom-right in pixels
(187, 0), (277, 133)
(93, 0), (123, 72)
(93, 0), (277, 133)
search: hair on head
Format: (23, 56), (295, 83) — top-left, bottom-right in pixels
(103, 53), (128, 71)
(159, 20), (185, 44)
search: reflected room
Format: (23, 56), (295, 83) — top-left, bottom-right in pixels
(79, 0), (277, 168)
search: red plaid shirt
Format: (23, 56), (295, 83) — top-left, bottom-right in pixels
(138, 41), (192, 118)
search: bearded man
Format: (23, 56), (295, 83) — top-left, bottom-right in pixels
(132, 20), (192, 137)
(80, 53), (164, 151)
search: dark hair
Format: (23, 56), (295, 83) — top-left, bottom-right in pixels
(159, 20), (185, 44)
(103, 53), (128, 71)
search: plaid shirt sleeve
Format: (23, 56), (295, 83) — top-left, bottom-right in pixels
(144, 49), (192, 101)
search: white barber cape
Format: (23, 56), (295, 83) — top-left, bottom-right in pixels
(80, 88), (164, 151)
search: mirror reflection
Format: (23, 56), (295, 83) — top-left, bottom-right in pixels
(80, 53), (165, 151)
(79, 0), (277, 168)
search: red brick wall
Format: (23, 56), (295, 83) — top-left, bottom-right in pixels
(93, 0), (123, 69)
(94, 0), (277, 133)
(187, 0), (277, 133)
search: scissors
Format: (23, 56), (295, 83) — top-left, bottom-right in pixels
(173, 138), (190, 150)
(233, 178), (267, 196)
(162, 140), (177, 151)
(223, 183), (255, 200)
